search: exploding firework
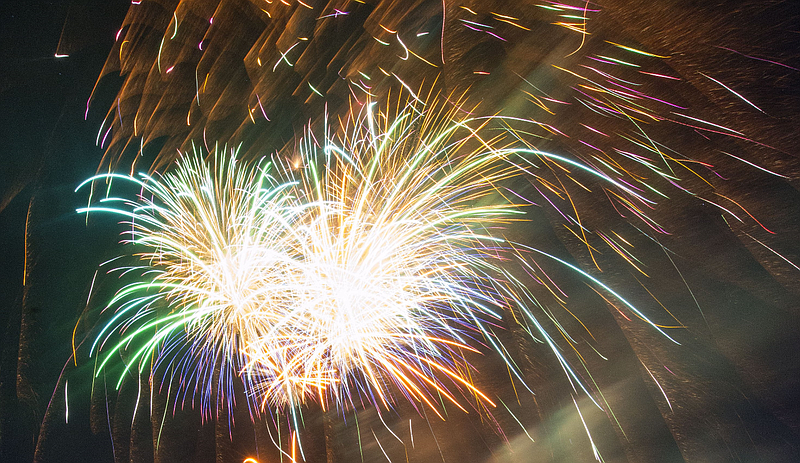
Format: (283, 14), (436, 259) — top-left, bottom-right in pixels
(77, 95), (671, 441)
(46, 1), (798, 461)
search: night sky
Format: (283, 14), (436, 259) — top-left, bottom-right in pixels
(2, 1), (129, 461)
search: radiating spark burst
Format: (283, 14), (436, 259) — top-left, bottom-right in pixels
(239, 100), (527, 414)
(78, 149), (292, 417)
(77, 95), (670, 437)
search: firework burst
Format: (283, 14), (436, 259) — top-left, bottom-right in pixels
(78, 150), (292, 417)
(77, 95), (671, 451)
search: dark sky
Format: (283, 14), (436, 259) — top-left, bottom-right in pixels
(0, 0), (128, 352)
(1, 0), (129, 203)
(1, 2), (127, 461)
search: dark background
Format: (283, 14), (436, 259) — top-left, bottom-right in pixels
(1, 1), (129, 461)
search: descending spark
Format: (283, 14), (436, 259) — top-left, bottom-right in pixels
(573, 395), (604, 462)
(64, 380), (69, 424)
(744, 232), (800, 273)
(715, 46), (800, 72)
(700, 72), (765, 114)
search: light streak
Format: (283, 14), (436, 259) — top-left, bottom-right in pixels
(721, 151), (790, 178)
(606, 41), (670, 59)
(64, 380), (69, 424)
(744, 232), (800, 273)
(700, 72), (765, 113)
(572, 396), (604, 462)
(642, 360), (673, 412)
(274, 42), (301, 71)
